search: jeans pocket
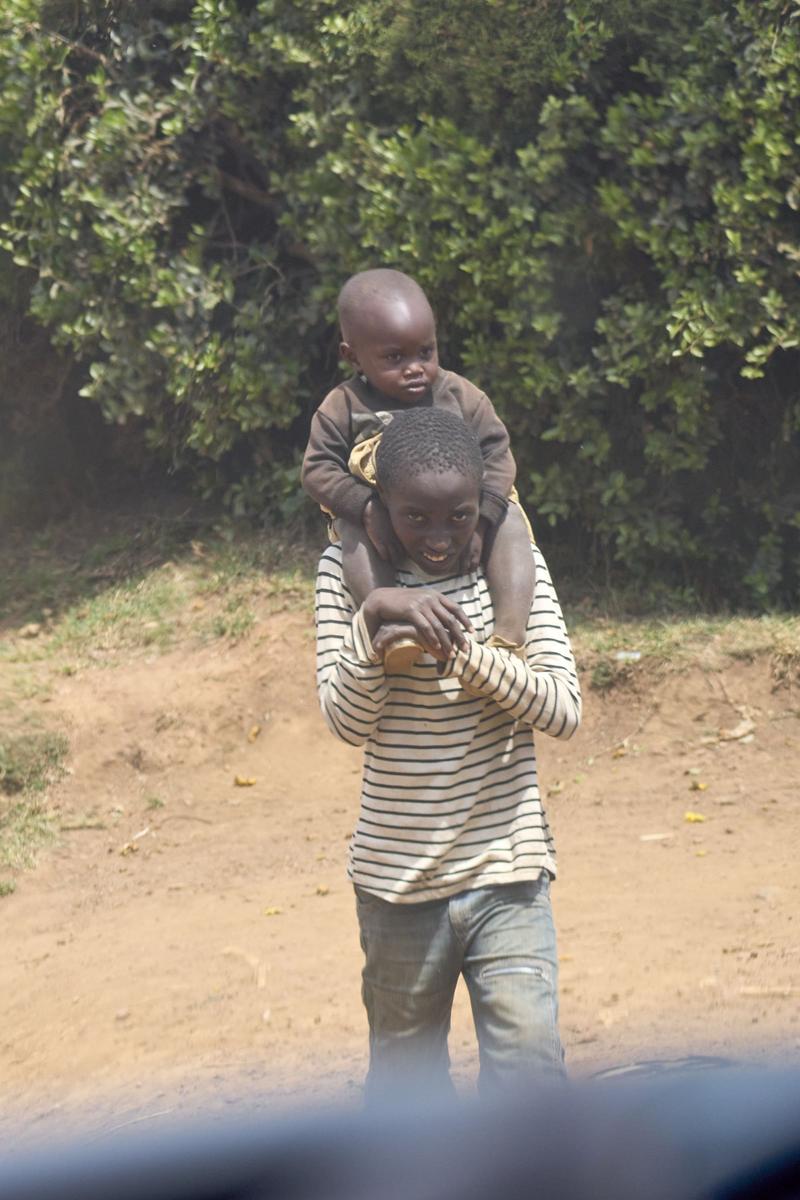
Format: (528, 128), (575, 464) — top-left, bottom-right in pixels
(492, 874), (549, 904)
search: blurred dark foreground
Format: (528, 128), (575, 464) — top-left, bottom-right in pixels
(1, 1067), (798, 1200)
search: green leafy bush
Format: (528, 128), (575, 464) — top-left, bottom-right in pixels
(1, 0), (798, 604)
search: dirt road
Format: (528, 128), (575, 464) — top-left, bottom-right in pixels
(2, 607), (799, 1139)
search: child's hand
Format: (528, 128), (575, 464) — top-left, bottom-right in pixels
(371, 622), (419, 659)
(462, 517), (489, 572)
(364, 587), (473, 661)
(363, 494), (400, 563)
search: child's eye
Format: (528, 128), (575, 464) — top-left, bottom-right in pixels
(384, 352), (401, 363)
(450, 512), (469, 523)
(420, 345), (435, 360)
(406, 513), (425, 524)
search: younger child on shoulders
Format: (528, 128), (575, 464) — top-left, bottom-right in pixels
(302, 267), (534, 671)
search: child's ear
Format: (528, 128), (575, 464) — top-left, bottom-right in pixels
(340, 340), (358, 369)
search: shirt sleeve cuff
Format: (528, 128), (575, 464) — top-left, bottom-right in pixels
(352, 606), (381, 665)
(335, 480), (374, 525)
(445, 638), (523, 699)
(479, 488), (509, 526)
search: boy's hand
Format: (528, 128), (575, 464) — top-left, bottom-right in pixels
(462, 517), (489, 572)
(364, 587), (473, 661)
(363, 494), (401, 563)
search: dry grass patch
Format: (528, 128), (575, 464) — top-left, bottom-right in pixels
(567, 613), (800, 692)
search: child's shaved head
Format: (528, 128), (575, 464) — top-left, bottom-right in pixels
(336, 268), (439, 404)
(337, 269), (433, 343)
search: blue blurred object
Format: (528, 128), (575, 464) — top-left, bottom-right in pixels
(1, 1067), (799, 1200)
(591, 1054), (739, 1080)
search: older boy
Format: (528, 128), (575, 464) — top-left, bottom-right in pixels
(315, 407), (581, 1098)
(303, 268), (534, 670)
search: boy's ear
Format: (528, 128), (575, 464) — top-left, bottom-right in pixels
(339, 340), (358, 368)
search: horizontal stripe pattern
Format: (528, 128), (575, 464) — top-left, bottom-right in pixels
(315, 543), (581, 903)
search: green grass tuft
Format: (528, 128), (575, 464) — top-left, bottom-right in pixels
(0, 730), (68, 795)
(0, 795), (58, 871)
(0, 729), (68, 875)
(208, 590), (257, 640)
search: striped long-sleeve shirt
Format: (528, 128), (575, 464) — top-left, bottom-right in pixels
(315, 542), (581, 903)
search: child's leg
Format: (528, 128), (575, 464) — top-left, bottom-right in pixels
(339, 516), (395, 606)
(484, 504), (535, 647)
(339, 517), (422, 670)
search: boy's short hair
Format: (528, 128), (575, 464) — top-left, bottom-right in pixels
(375, 408), (484, 495)
(337, 269), (431, 341)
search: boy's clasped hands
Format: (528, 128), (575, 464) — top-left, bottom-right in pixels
(362, 585), (474, 665)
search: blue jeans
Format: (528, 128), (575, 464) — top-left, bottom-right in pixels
(354, 874), (564, 1100)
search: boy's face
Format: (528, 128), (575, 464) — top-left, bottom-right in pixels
(341, 295), (439, 404)
(379, 468), (480, 575)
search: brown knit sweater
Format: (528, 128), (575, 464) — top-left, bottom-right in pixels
(301, 369), (516, 527)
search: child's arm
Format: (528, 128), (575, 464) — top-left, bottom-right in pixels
(465, 388), (516, 528)
(454, 385), (516, 567)
(303, 393), (403, 579)
(456, 381), (535, 644)
(301, 395), (374, 526)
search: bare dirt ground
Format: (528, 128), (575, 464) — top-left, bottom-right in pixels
(1, 599), (799, 1144)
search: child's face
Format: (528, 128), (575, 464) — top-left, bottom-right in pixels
(379, 468), (480, 575)
(341, 296), (439, 404)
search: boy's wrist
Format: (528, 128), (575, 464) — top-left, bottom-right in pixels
(361, 589), (388, 638)
(361, 591), (378, 636)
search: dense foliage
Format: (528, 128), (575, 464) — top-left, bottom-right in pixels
(1, 0), (798, 605)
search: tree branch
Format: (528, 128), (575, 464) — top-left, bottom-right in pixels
(27, 24), (112, 69)
(217, 168), (278, 211)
